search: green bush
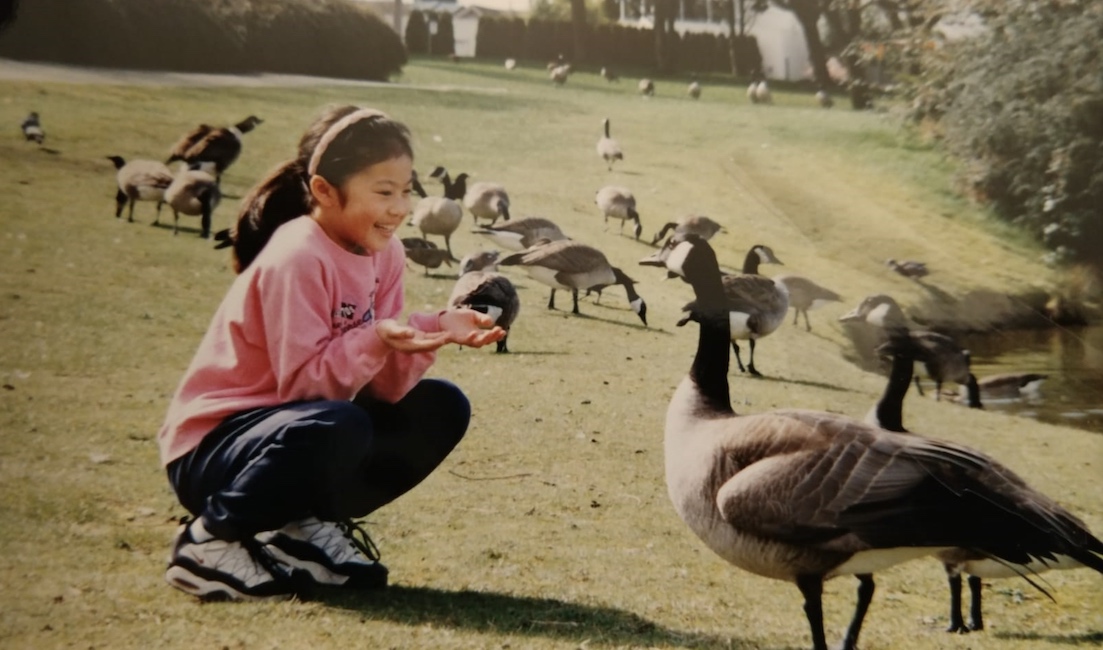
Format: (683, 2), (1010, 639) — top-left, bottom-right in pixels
(0, 0), (406, 81)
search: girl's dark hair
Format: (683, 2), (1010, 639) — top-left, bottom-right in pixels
(228, 105), (414, 273)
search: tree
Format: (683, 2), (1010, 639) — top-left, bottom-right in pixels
(770, 0), (831, 84)
(570, 0), (587, 62)
(653, 0), (677, 71)
(722, 0), (767, 75)
(405, 10), (429, 55)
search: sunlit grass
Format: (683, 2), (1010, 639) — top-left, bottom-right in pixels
(0, 58), (1099, 649)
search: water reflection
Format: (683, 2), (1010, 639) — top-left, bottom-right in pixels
(957, 325), (1103, 434)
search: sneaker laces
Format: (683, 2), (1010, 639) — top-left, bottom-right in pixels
(336, 519), (381, 563)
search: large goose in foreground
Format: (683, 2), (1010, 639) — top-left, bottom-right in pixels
(639, 233), (1103, 650)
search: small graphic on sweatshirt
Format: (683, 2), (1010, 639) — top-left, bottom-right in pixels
(333, 301), (358, 332)
(361, 289), (377, 325)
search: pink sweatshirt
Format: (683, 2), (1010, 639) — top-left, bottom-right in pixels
(158, 216), (441, 466)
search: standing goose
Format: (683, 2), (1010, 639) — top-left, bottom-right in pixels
(21, 111), (44, 144)
(670, 243), (788, 376)
(866, 337), (1095, 635)
(473, 216), (568, 252)
(164, 163), (221, 238)
(448, 265), (520, 354)
(773, 274), (843, 332)
(594, 185), (642, 240)
(839, 294), (969, 399)
(596, 118), (623, 171)
(687, 76), (702, 100)
(638, 78), (655, 97)
(409, 171), (463, 260)
(402, 237), (453, 275)
(464, 181), (511, 226)
(639, 233), (1103, 650)
(166, 115), (262, 184)
(427, 166), (469, 202)
(106, 156), (174, 224)
(650, 214), (724, 246)
(499, 239), (647, 325)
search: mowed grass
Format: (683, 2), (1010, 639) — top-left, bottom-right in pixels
(1, 58), (1100, 649)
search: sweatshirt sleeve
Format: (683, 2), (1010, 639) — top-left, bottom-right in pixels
(257, 255), (393, 402)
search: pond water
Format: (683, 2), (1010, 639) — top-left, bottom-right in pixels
(954, 324), (1103, 435)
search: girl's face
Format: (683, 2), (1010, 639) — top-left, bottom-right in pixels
(312, 154), (414, 254)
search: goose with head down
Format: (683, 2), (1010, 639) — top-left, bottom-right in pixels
(639, 232), (1103, 650)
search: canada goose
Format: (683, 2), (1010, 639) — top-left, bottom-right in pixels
(504, 58), (517, 70)
(499, 239), (647, 325)
(687, 77), (702, 100)
(402, 237), (453, 275)
(166, 115), (262, 184)
(427, 166), (469, 202)
(463, 181), (511, 226)
(411, 170), (428, 199)
(865, 338), (1101, 635)
(106, 156), (173, 224)
(885, 258), (929, 279)
(839, 294), (970, 399)
(21, 112), (44, 144)
(596, 118), (623, 171)
(772, 274), (842, 331)
(815, 84), (834, 108)
(409, 197), (462, 260)
(473, 216), (568, 252)
(550, 64), (571, 85)
(594, 185), (642, 240)
(639, 232), (1103, 650)
(459, 249), (501, 275)
(666, 243), (788, 376)
(964, 372), (1048, 401)
(638, 78), (655, 97)
(448, 267), (520, 353)
(164, 163), (221, 238)
(600, 67), (619, 83)
(650, 215), (724, 246)
(754, 80), (773, 104)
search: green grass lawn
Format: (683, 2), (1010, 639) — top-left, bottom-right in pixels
(1, 57), (1100, 649)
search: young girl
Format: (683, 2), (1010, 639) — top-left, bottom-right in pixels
(158, 105), (505, 601)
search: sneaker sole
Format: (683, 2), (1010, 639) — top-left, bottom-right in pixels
(165, 565), (294, 602)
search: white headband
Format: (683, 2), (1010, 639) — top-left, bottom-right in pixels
(307, 108), (389, 177)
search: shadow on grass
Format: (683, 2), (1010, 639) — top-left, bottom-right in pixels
(993, 630), (1103, 646)
(149, 221), (211, 238)
(322, 584), (752, 649)
(750, 374), (857, 393)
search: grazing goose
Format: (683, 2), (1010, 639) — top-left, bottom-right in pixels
(499, 239), (647, 325)
(594, 185), (642, 240)
(772, 274), (842, 332)
(687, 76), (702, 100)
(839, 294), (970, 399)
(638, 78), (655, 97)
(402, 237), (453, 275)
(21, 111), (44, 144)
(596, 118), (623, 171)
(650, 214), (724, 246)
(106, 156), (173, 224)
(600, 67), (619, 83)
(549, 64), (571, 85)
(448, 266), (520, 353)
(866, 337), (1099, 635)
(815, 84), (834, 108)
(464, 181), (511, 226)
(473, 216), (568, 252)
(667, 243), (787, 376)
(640, 233), (1103, 650)
(504, 58), (517, 70)
(166, 115), (262, 184)
(164, 163), (221, 238)
(885, 258), (929, 279)
(459, 249), (501, 275)
(409, 196), (462, 260)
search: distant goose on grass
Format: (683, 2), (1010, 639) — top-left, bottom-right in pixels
(499, 239), (647, 325)
(650, 214), (724, 246)
(772, 273), (842, 331)
(815, 84), (834, 108)
(657, 243), (787, 376)
(402, 237), (453, 275)
(106, 155), (173, 224)
(167, 115), (262, 184)
(595, 185), (642, 240)
(504, 58), (517, 70)
(464, 181), (511, 226)
(687, 76), (701, 100)
(164, 163), (221, 238)
(596, 118), (623, 171)
(866, 336), (1096, 635)
(600, 67), (620, 83)
(885, 258), (929, 279)
(449, 265), (520, 353)
(639, 232), (1103, 650)
(473, 216), (568, 252)
(840, 294), (970, 399)
(21, 111), (44, 144)
(638, 78), (655, 97)
(549, 64), (571, 85)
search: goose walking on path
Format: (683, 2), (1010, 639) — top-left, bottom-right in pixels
(866, 336), (1093, 635)
(500, 239), (647, 325)
(640, 233), (1103, 650)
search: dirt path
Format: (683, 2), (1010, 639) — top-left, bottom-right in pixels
(0, 58), (507, 93)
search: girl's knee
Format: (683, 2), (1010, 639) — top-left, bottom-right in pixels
(417, 379), (471, 430)
(282, 400), (374, 456)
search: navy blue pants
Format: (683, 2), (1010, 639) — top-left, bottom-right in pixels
(167, 379), (470, 542)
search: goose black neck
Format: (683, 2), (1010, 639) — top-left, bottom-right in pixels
(612, 267), (639, 301)
(604, 120), (611, 138)
(742, 249), (760, 275)
(689, 269), (734, 414)
(449, 175), (467, 201)
(876, 350), (913, 433)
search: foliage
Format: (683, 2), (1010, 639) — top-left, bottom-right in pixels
(406, 10), (430, 55)
(905, 1), (1103, 266)
(432, 13), (456, 57)
(0, 0), (407, 81)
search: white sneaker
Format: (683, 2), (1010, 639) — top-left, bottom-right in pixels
(165, 518), (299, 601)
(257, 517), (388, 589)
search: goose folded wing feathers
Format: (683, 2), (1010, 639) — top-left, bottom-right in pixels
(186, 129), (239, 162)
(169, 125), (213, 159)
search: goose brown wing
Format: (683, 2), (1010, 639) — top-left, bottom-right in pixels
(502, 240), (606, 273)
(186, 129), (241, 165)
(450, 273), (520, 327)
(169, 124), (213, 160)
(721, 274), (787, 314)
(714, 410), (1103, 569)
(129, 164), (174, 190)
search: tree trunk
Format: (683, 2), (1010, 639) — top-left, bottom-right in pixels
(791, 4), (831, 86)
(725, 0), (738, 75)
(570, 0), (587, 63)
(654, 0), (676, 72)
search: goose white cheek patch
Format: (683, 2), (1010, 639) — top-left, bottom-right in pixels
(664, 241), (695, 278)
(867, 302), (892, 326)
(630, 298), (643, 314)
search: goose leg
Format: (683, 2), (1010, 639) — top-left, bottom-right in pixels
(547, 289), (557, 310)
(967, 575), (984, 631)
(839, 574), (875, 650)
(571, 289), (581, 315)
(200, 203), (212, 239)
(913, 375), (926, 397)
(935, 380), (943, 401)
(496, 332), (510, 353)
(746, 339), (763, 376)
(792, 308), (799, 326)
(945, 570), (968, 633)
(128, 198), (137, 223)
(114, 190), (127, 219)
(731, 341), (747, 373)
(803, 310), (812, 332)
(173, 209), (180, 235)
(155, 199), (164, 224)
(796, 575), (830, 650)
